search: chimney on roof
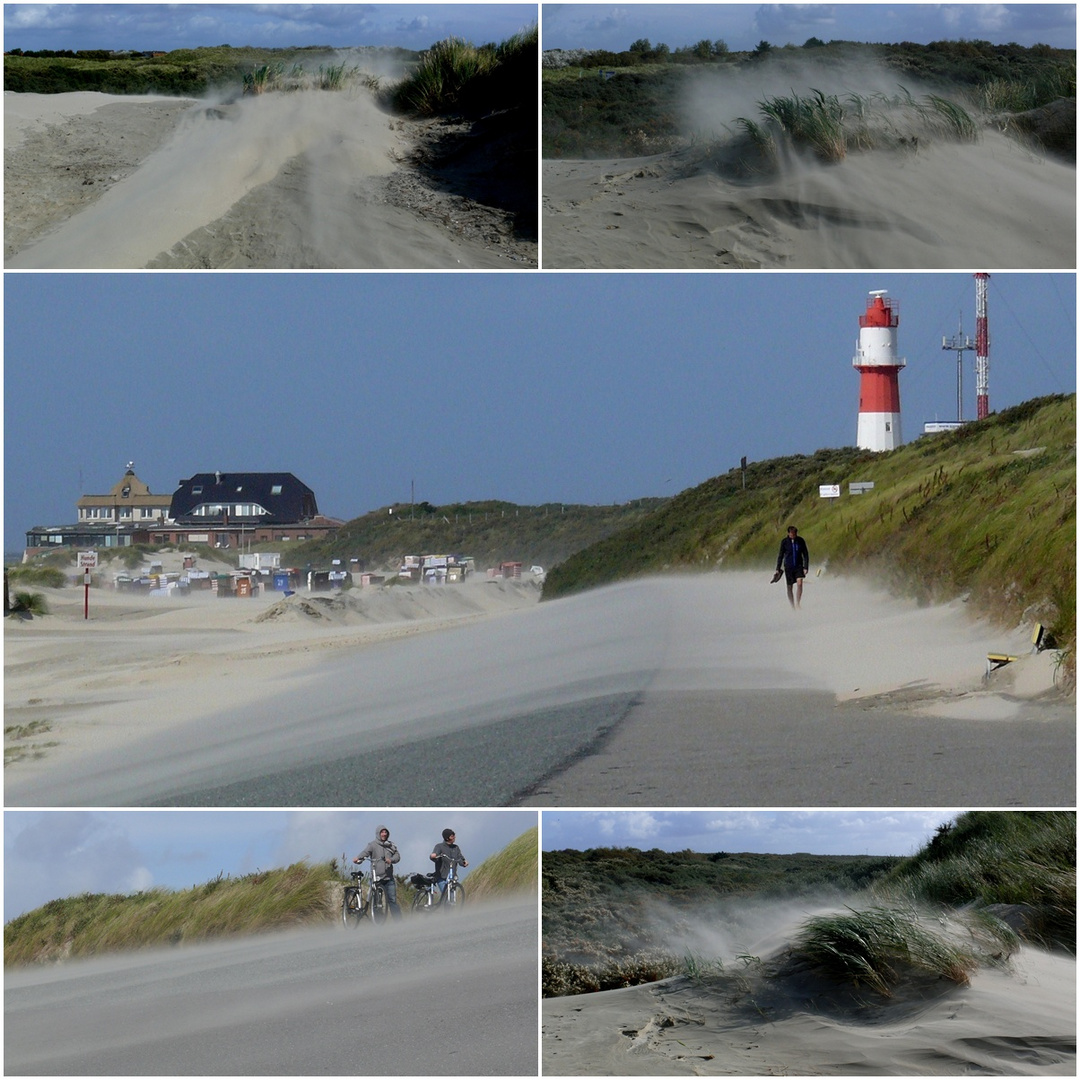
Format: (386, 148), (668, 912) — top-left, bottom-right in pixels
(215, 471), (222, 484)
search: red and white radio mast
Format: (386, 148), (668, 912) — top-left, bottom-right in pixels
(975, 272), (990, 420)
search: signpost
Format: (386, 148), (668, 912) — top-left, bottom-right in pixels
(78, 551), (98, 620)
(818, 485), (841, 499)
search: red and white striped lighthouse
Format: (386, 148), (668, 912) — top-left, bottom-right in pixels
(853, 289), (905, 451)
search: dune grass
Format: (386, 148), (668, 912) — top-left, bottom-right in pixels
(4, 861), (334, 966)
(880, 811), (1076, 951)
(389, 26), (537, 117)
(242, 59), (359, 95)
(789, 905), (981, 997)
(736, 85), (976, 165)
(465, 826), (538, 900)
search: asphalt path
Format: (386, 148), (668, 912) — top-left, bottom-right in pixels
(6, 576), (1074, 807)
(5, 899), (537, 1075)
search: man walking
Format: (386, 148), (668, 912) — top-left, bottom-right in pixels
(772, 525), (809, 609)
(355, 824), (402, 919)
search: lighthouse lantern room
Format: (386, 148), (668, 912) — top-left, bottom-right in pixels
(853, 289), (905, 452)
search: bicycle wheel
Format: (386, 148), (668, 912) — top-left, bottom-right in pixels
(369, 883), (388, 924)
(412, 888), (433, 912)
(342, 887), (362, 928)
(446, 882), (465, 910)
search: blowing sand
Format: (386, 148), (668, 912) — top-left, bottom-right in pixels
(5, 90), (536, 268)
(543, 942), (1075, 1075)
(542, 129), (1076, 268)
(5, 570), (1071, 807)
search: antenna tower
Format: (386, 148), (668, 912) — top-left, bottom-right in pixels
(941, 317), (973, 423)
(974, 273), (990, 419)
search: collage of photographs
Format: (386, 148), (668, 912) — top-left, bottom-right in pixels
(1, 2), (1076, 1077)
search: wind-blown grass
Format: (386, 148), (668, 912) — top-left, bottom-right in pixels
(736, 84), (976, 164)
(7, 590), (48, 616)
(4, 861), (334, 966)
(880, 811), (1076, 951)
(460, 826), (538, 900)
(788, 905), (981, 997)
(242, 59), (359, 95)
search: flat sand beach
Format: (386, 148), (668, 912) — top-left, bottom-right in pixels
(543, 941), (1075, 1075)
(5, 90), (535, 268)
(542, 129), (1076, 268)
(5, 570), (1072, 807)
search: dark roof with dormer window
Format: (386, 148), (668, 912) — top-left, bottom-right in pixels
(170, 472), (319, 524)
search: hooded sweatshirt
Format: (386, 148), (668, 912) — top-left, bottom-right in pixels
(357, 825), (400, 881)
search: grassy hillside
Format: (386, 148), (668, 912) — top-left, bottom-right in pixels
(543, 39), (1076, 158)
(289, 498), (668, 572)
(5, 828), (537, 966)
(461, 825), (538, 901)
(542, 394), (1076, 664)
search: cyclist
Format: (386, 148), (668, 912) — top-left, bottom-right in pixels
(429, 828), (468, 900)
(354, 825), (402, 919)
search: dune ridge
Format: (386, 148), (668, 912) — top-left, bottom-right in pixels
(4, 89), (535, 268)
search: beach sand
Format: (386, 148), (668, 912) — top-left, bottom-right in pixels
(4, 560), (544, 770)
(5, 569), (1071, 807)
(4, 90), (536, 268)
(542, 130), (1076, 268)
(543, 942), (1076, 1075)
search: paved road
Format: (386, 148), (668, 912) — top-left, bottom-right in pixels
(5, 900), (536, 1075)
(6, 576), (1073, 807)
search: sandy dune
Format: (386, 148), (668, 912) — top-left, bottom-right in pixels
(4, 89), (536, 268)
(543, 942), (1075, 1075)
(542, 130), (1076, 268)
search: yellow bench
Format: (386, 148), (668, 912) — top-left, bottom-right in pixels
(985, 653), (1019, 676)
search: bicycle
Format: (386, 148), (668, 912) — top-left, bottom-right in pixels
(410, 855), (465, 913)
(341, 854), (389, 927)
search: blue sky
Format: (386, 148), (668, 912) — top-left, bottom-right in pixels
(5, 273), (1074, 554)
(542, 809), (960, 856)
(3, 4), (536, 52)
(5, 809), (536, 921)
(542, 4), (1076, 52)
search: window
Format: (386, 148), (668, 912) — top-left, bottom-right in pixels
(192, 485), (203, 495)
(271, 484), (282, 495)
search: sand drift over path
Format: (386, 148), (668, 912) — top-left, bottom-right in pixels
(5, 90), (533, 268)
(543, 943), (1075, 1075)
(543, 130), (1075, 268)
(6, 899), (537, 1075)
(5, 574), (1071, 808)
